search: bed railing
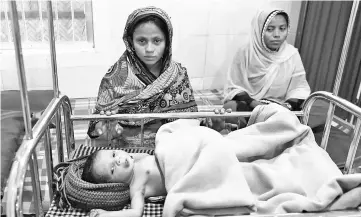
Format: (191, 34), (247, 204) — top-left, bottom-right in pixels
(5, 95), (74, 217)
(5, 91), (361, 217)
(5, 0), (361, 216)
(302, 91), (361, 174)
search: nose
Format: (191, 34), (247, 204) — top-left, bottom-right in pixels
(115, 156), (123, 166)
(273, 29), (280, 38)
(145, 43), (155, 53)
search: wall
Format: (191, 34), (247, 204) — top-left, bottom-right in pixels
(0, 0), (302, 98)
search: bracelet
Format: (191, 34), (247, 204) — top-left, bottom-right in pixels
(285, 102), (293, 110)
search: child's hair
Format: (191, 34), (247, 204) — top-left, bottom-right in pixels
(60, 151), (131, 211)
(129, 15), (169, 48)
(82, 150), (108, 184)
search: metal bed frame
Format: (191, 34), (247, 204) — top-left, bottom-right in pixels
(4, 0), (361, 216)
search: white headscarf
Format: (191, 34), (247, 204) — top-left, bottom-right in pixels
(224, 8), (310, 103)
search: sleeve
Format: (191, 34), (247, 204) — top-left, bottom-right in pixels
(180, 64), (199, 110)
(232, 92), (254, 105)
(285, 98), (305, 111)
(87, 64), (119, 139)
(223, 49), (248, 103)
(285, 52), (311, 101)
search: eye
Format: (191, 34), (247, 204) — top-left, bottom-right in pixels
(266, 28), (273, 32)
(137, 39), (146, 44)
(154, 38), (162, 44)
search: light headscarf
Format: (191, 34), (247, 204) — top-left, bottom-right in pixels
(224, 8), (309, 102)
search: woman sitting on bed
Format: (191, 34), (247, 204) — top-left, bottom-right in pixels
(87, 6), (229, 148)
(223, 8), (311, 114)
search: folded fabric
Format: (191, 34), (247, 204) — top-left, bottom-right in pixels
(155, 103), (361, 216)
(155, 119), (256, 217)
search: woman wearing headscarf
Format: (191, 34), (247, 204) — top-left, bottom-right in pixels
(224, 8), (311, 114)
(87, 6), (199, 148)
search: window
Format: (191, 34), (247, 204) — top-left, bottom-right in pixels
(0, 0), (94, 49)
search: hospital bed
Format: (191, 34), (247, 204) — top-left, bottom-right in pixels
(4, 1), (361, 216)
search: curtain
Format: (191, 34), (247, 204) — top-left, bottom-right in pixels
(296, 1), (353, 92)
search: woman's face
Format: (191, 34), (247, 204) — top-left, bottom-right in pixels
(263, 14), (288, 51)
(132, 22), (166, 70)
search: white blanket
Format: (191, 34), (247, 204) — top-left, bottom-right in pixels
(155, 104), (361, 216)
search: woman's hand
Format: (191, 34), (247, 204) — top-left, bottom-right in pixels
(207, 108), (232, 132)
(99, 109), (118, 116)
(213, 108), (232, 114)
(94, 109), (123, 140)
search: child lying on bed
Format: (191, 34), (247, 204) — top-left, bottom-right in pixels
(82, 150), (164, 217)
(81, 102), (300, 217)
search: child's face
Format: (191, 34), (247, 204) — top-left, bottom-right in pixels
(132, 22), (166, 70)
(263, 14), (288, 51)
(93, 150), (135, 184)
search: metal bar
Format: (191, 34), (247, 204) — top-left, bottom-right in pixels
(6, 161), (19, 217)
(6, 95), (72, 217)
(38, 0), (45, 42)
(44, 126), (54, 200)
(29, 151), (43, 216)
(255, 210), (361, 217)
(9, 0), (33, 139)
(21, 0), (28, 42)
(140, 119), (145, 146)
(302, 91), (361, 121)
(54, 0), (59, 41)
(84, 1), (95, 47)
(333, 0), (360, 95)
(46, 0), (59, 98)
(106, 120), (111, 146)
(4, 1), (12, 42)
(344, 119), (361, 174)
(71, 111), (304, 121)
(70, 0), (75, 41)
(333, 115), (354, 133)
(320, 103), (335, 150)
(63, 102), (75, 158)
(55, 110), (64, 162)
